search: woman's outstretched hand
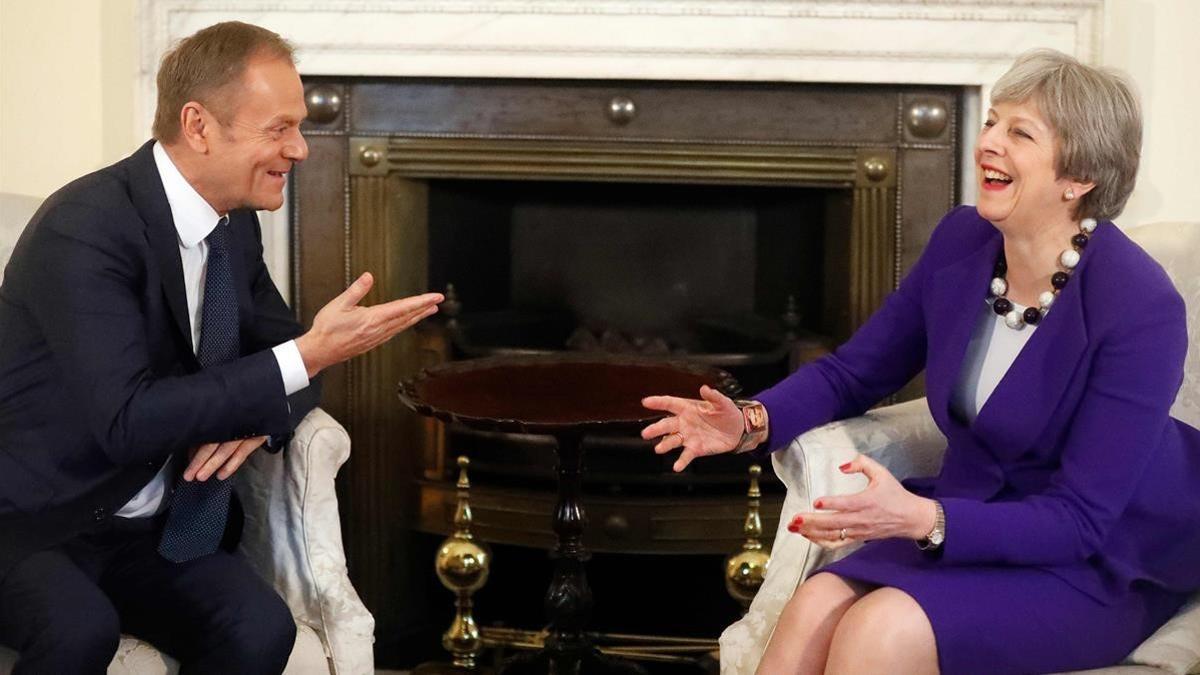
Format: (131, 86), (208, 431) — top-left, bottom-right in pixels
(641, 385), (743, 472)
(787, 454), (938, 549)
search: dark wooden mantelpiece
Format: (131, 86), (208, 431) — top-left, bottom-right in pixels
(291, 77), (959, 662)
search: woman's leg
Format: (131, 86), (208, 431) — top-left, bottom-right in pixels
(825, 587), (938, 675)
(755, 572), (873, 675)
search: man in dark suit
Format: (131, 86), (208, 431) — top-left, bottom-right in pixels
(0, 22), (441, 674)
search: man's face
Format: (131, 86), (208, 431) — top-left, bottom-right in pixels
(205, 56), (308, 212)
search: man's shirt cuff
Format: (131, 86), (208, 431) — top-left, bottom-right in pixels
(272, 340), (310, 396)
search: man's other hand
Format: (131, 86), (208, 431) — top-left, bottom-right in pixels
(294, 272), (443, 378)
(184, 436), (269, 481)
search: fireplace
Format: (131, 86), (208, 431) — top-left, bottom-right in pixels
(135, 0), (1101, 664)
(291, 75), (959, 663)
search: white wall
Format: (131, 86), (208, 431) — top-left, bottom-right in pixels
(1104, 0), (1200, 227)
(1, 0), (1196, 229)
(0, 0), (137, 199)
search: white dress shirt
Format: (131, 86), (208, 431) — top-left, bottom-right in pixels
(116, 142), (309, 518)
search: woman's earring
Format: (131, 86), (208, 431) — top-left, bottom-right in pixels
(1064, 188), (1076, 200)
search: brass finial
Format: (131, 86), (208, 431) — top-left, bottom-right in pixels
(444, 284), (462, 318)
(443, 284), (462, 335)
(781, 295), (801, 338)
(724, 464), (771, 611)
(433, 456), (491, 669)
(452, 456), (475, 536)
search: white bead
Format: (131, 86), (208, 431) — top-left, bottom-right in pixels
(1038, 291), (1056, 309)
(1080, 217), (1098, 234)
(1060, 249), (1080, 269)
(990, 277), (1008, 297)
(1004, 310), (1025, 330)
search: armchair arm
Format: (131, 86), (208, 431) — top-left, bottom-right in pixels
(720, 397), (945, 674)
(235, 408), (375, 675)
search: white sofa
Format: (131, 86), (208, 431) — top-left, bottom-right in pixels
(721, 221), (1200, 675)
(0, 192), (374, 674)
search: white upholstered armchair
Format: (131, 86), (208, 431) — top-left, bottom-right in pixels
(0, 193), (374, 675)
(721, 221), (1200, 675)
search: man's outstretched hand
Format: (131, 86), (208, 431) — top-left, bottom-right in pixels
(295, 272), (443, 378)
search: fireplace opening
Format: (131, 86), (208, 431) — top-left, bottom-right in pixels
(430, 179), (849, 379)
(424, 177), (849, 494)
(427, 176), (849, 341)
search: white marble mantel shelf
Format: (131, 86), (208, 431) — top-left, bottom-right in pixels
(139, 1), (1103, 88)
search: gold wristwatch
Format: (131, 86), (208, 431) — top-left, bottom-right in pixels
(916, 500), (945, 551)
(734, 399), (768, 453)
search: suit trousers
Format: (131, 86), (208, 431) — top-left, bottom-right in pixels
(0, 514), (295, 675)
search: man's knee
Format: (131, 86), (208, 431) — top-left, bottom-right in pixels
(18, 596), (120, 673)
(0, 552), (121, 674)
(221, 590), (296, 673)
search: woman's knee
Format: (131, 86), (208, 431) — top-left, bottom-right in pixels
(791, 572), (866, 611)
(775, 572), (870, 637)
(829, 588), (937, 668)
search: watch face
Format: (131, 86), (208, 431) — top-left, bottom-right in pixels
(929, 530), (945, 546)
(744, 404), (766, 431)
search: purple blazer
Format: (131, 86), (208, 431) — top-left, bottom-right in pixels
(756, 205), (1200, 603)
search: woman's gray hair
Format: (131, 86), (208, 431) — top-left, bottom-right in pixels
(991, 49), (1142, 221)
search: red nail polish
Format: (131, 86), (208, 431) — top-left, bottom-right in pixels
(839, 462), (852, 471)
(814, 500), (823, 509)
(787, 523), (799, 533)
(792, 516), (804, 526)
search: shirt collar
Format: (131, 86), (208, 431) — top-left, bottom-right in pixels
(152, 141), (224, 249)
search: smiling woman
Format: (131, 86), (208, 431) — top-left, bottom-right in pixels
(641, 49), (1200, 675)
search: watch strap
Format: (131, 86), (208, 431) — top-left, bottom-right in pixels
(916, 500), (945, 551)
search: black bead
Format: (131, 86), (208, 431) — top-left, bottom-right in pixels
(993, 259), (1007, 277)
(1023, 307), (1042, 325)
(1071, 233), (1089, 249)
(1051, 272), (1070, 289)
(993, 298), (1013, 315)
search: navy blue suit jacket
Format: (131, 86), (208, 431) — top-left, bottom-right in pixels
(0, 141), (320, 578)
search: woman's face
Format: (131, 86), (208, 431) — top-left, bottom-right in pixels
(974, 100), (1077, 227)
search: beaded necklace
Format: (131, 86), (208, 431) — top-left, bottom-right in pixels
(990, 217), (1097, 330)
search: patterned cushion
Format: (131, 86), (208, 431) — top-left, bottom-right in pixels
(234, 409), (375, 675)
(0, 622), (327, 675)
(0, 192), (42, 283)
(1124, 223), (1200, 430)
(1115, 222), (1200, 675)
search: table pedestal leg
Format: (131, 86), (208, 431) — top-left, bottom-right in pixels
(500, 433), (644, 675)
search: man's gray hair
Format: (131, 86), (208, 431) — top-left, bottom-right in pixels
(991, 48), (1142, 222)
(153, 21), (296, 144)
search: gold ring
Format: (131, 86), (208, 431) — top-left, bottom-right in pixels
(671, 431), (685, 445)
(839, 528), (847, 541)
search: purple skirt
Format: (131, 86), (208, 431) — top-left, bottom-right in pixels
(822, 539), (1187, 675)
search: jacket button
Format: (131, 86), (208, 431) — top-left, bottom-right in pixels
(92, 507), (107, 522)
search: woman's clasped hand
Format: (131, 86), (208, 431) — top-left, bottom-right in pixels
(790, 455), (938, 550)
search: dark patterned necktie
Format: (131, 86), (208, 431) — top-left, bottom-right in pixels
(158, 216), (239, 563)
